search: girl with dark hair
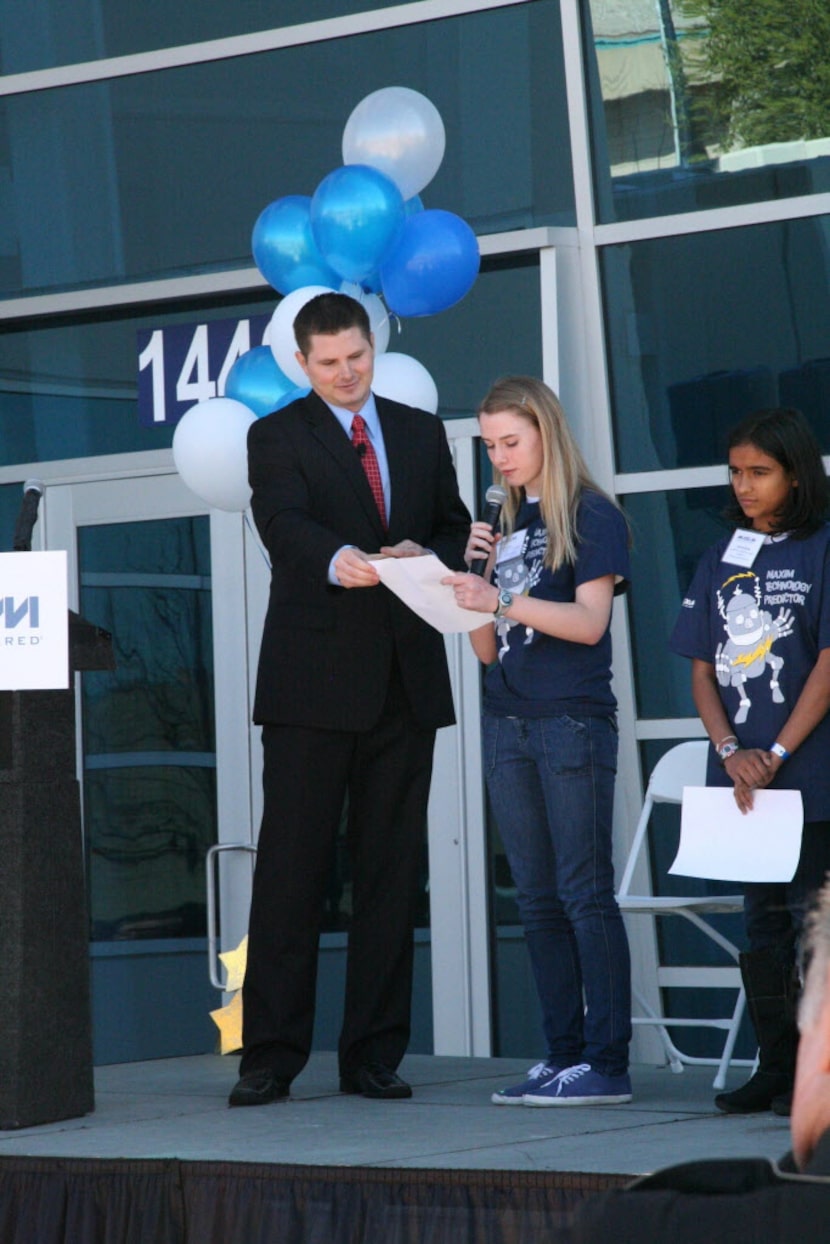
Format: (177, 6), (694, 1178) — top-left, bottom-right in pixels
(722, 407), (829, 537)
(670, 406), (830, 1116)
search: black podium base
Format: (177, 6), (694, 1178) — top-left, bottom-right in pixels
(0, 775), (94, 1128)
(0, 616), (111, 1130)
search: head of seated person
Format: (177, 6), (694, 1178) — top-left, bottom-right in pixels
(792, 880), (830, 1170)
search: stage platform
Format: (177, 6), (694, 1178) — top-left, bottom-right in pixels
(0, 1053), (791, 1242)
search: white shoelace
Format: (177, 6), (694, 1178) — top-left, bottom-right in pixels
(552, 1063), (591, 1086)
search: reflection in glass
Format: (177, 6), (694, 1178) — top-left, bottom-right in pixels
(0, 482), (24, 552)
(624, 488), (733, 719)
(0, 260), (541, 465)
(392, 254), (544, 417)
(602, 216), (830, 473)
(79, 517), (217, 941)
(0, 292), (302, 466)
(0, 1), (407, 72)
(1, 2), (573, 299)
(584, 0), (830, 222)
(678, 0), (830, 154)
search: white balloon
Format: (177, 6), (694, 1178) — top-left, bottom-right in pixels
(269, 284), (336, 386)
(172, 397), (256, 512)
(372, 352), (438, 414)
(342, 87), (446, 202)
(337, 282), (390, 354)
(363, 293), (391, 355)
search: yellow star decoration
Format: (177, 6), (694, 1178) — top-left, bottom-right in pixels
(219, 935), (248, 992)
(210, 989), (243, 1055)
(209, 935), (249, 1054)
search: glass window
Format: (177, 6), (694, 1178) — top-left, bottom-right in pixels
(79, 516), (216, 942)
(388, 254), (544, 417)
(0, 480), (24, 551)
(0, 2), (420, 72)
(0, 258), (541, 464)
(624, 487), (733, 719)
(0, 2), (573, 299)
(0, 293), (273, 465)
(602, 215), (830, 474)
(583, 0), (830, 223)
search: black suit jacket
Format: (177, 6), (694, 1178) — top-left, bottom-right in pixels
(247, 390), (471, 732)
(571, 1132), (830, 1243)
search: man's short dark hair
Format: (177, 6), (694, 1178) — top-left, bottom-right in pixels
(293, 292), (372, 358)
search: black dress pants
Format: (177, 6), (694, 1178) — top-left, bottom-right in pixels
(240, 666), (436, 1081)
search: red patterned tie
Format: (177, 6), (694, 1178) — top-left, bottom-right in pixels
(351, 414), (387, 530)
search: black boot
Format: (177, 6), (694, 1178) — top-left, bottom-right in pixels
(714, 946), (798, 1115)
(770, 1088), (793, 1117)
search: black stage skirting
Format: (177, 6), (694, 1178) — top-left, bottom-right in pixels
(0, 1156), (627, 1243)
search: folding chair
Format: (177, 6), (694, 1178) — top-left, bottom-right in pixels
(617, 740), (753, 1089)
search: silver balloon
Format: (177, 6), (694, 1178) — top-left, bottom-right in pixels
(342, 87), (446, 202)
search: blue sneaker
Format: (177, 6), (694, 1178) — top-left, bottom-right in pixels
(523, 1062), (632, 1106)
(490, 1060), (565, 1106)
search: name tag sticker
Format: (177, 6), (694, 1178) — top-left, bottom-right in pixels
(722, 528), (765, 569)
(495, 529), (527, 565)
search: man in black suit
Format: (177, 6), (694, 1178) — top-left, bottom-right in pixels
(229, 292), (471, 1106)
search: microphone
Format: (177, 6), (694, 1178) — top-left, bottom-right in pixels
(355, 442), (367, 458)
(13, 479), (45, 552)
(470, 483), (507, 576)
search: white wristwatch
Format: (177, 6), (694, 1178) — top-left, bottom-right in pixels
(494, 589), (514, 619)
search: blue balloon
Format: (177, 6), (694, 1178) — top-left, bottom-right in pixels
(380, 209), (480, 317)
(310, 165), (405, 284)
(224, 347), (297, 418)
(359, 270), (383, 295)
(251, 196), (341, 295)
(272, 385), (310, 412)
(360, 197), (423, 293)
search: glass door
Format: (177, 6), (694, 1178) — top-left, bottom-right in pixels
(79, 512), (217, 1062)
(44, 472), (252, 1064)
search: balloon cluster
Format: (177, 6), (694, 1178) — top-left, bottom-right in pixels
(174, 87), (479, 512)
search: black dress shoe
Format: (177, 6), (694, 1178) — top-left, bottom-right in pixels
(339, 1062), (412, 1099)
(228, 1070), (291, 1107)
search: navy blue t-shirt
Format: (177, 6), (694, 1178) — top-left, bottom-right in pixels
(669, 524), (830, 821)
(483, 489), (630, 718)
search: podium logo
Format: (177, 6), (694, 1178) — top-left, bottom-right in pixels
(0, 596), (40, 628)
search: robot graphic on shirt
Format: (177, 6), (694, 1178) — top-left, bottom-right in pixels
(495, 530), (544, 660)
(715, 571), (794, 725)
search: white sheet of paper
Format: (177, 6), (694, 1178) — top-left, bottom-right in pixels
(372, 554), (490, 634)
(670, 786), (803, 882)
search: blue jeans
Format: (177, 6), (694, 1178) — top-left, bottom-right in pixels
(483, 712), (631, 1076)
